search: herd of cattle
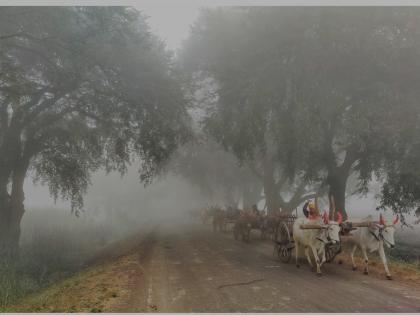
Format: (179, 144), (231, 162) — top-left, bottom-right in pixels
(188, 205), (400, 280)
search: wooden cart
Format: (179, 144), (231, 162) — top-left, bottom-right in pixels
(273, 215), (359, 264)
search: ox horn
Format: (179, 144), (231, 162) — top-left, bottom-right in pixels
(336, 211), (343, 224)
(379, 213), (385, 226)
(392, 214), (399, 225)
(323, 211), (329, 224)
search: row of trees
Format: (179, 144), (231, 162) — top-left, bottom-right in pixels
(177, 7), (420, 220)
(2, 7), (420, 258)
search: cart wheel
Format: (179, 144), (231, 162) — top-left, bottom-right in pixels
(325, 245), (334, 263)
(278, 245), (292, 263)
(325, 242), (341, 263)
(275, 222), (292, 263)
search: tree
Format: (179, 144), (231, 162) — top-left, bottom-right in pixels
(180, 8), (327, 214)
(379, 120), (420, 224)
(0, 7), (189, 257)
(289, 7), (420, 219)
(181, 7), (420, 219)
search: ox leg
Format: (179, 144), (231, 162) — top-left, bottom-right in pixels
(319, 247), (326, 267)
(310, 246), (322, 275)
(361, 246), (369, 275)
(378, 244), (392, 280)
(351, 245), (358, 271)
(304, 246), (313, 269)
(295, 242), (300, 268)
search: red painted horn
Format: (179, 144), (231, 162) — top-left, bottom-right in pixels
(323, 211), (329, 224)
(379, 213), (385, 225)
(392, 215), (399, 225)
(336, 211), (343, 224)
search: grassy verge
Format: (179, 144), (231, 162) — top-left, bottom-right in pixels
(0, 209), (125, 309)
(1, 253), (145, 313)
(336, 241), (420, 284)
(1, 227), (155, 312)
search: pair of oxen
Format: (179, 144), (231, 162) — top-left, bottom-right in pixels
(293, 211), (399, 279)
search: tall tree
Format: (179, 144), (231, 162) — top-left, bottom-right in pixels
(181, 8), (325, 214)
(0, 7), (189, 257)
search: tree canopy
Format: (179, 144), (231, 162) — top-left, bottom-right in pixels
(0, 7), (189, 255)
(181, 7), (420, 218)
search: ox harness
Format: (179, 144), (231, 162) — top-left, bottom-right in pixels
(369, 226), (394, 247)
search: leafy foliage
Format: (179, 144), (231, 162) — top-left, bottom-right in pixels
(0, 7), (189, 213)
(181, 7), (420, 217)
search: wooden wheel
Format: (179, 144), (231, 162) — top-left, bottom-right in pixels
(275, 222), (292, 263)
(325, 242), (341, 263)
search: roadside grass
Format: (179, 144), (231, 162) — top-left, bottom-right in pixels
(336, 241), (420, 284)
(0, 262), (23, 308)
(0, 221), (154, 313)
(1, 230), (152, 313)
(0, 209), (118, 310)
(0, 253), (144, 313)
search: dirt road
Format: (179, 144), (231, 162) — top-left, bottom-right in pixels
(116, 221), (420, 313)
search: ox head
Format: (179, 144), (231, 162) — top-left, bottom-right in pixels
(375, 213), (399, 248)
(322, 211), (342, 244)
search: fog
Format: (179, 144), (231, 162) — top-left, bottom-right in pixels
(13, 6), (419, 252)
(3, 7), (420, 310)
(22, 167), (207, 244)
(21, 165), (406, 222)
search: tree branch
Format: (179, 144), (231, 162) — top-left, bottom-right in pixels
(340, 143), (361, 173)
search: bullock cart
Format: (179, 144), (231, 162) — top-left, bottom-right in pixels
(273, 215), (333, 263)
(273, 215), (364, 264)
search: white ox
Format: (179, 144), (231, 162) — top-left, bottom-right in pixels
(348, 214), (398, 280)
(293, 212), (342, 275)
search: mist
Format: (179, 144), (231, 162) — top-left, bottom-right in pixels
(2, 6), (420, 312)
(22, 166), (207, 245)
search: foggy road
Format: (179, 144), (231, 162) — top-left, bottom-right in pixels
(119, 222), (420, 313)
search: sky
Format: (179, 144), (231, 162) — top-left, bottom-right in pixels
(135, 4), (201, 51)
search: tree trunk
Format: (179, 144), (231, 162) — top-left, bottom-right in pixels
(259, 154), (278, 215)
(0, 196), (23, 260)
(325, 145), (359, 221)
(327, 171), (348, 221)
(263, 176), (281, 215)
(0, 163), (27, 260)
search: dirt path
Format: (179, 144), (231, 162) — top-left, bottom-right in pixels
(8, 221), (420, 312)
(123, 222), (420, 312)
